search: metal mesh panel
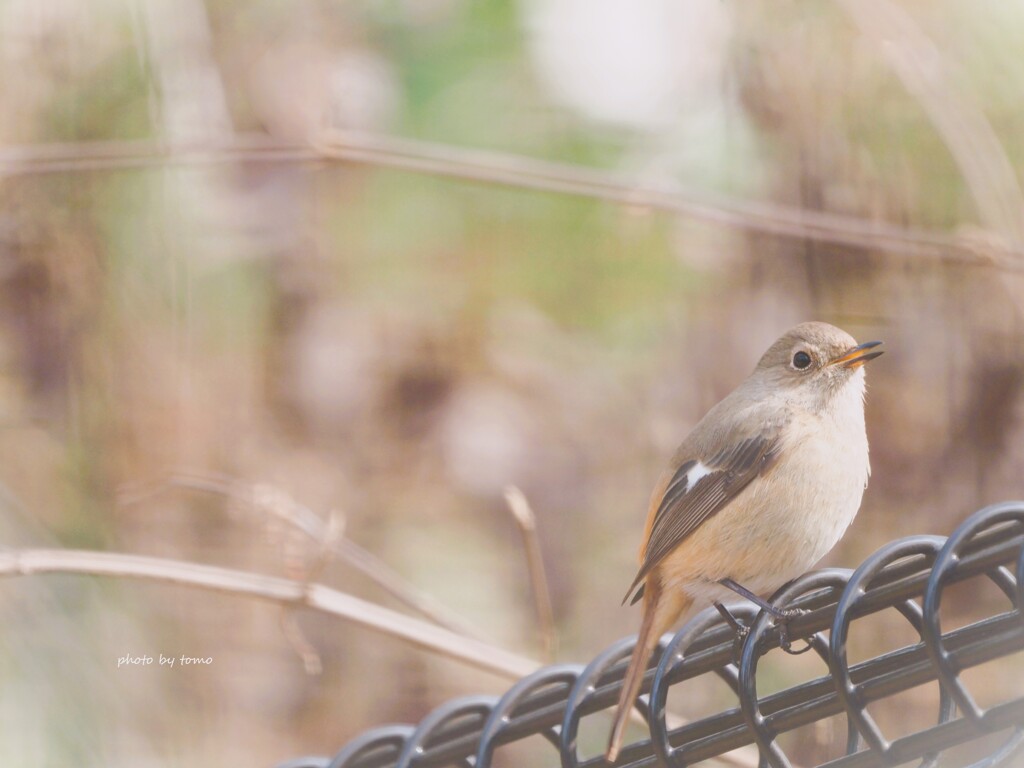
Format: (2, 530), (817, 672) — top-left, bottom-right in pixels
(280, 501), (1024, 768)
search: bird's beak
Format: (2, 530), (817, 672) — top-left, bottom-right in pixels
(830, 340), (884, 369)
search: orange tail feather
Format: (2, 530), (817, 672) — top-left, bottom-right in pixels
(605, 579), (690, 763)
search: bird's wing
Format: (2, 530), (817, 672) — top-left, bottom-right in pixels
(623, 433), (781, 605)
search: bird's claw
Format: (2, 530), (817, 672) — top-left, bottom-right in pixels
(731, 625), (751, 664)
(714, 602), (751, 665)
(773, 608), (814, 655)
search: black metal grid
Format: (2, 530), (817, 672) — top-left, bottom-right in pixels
(279, 501), (1024, 768)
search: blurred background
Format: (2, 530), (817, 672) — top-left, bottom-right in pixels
(1, 0), (1023, 766)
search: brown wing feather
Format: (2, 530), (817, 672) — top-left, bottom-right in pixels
(622, 434), (779, 604)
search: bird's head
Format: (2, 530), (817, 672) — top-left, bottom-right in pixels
(752, 321), (884, 409)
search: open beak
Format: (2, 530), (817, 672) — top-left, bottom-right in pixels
(830, 340), (884, 369)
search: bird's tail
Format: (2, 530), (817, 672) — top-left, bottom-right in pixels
(605, 579), (691, 764)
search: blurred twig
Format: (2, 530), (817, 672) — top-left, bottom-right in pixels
(1, 133), (1022, 270)
(503, 486), (557, 661)
(279, 510), (346, 675)
(0, 548), (539, 680)
(0, 545), (761, 767)
(118, 471), (484, 640)
(137, 0), (234, 143)
(838, 0), (1024, 244)
(838, 0), (1024, 318)
(311, 129), (1023, 270)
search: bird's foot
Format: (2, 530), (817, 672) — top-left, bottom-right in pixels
(717, 578), (814, 655)
(714, 601), (750, 665)
(772, 607), (814, 655)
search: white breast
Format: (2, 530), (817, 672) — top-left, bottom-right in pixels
(766, 368), (870, 575)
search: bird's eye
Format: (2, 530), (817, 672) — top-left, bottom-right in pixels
(792, 351), (813, 370)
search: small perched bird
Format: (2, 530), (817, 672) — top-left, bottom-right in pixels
(605, 321), (883, 763)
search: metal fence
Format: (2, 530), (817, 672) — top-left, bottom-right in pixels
(279, 501), (1024, 768)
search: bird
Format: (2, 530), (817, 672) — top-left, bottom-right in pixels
(605, 321), (883, 763)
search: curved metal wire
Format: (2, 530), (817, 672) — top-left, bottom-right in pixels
(283, 501), (1024, 768)
(476, 664), (583, 766)
(828, 536), (953, 767)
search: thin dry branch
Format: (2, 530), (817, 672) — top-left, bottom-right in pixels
(837, 0), (1024, 317)
(0, 548), (539, 680)
(312, 130), (1024, 269)
(278, 509), (346, 675)
(0, 545), (761, 768)
(504, 486), (557, 661)
(118, 471), (485, 640)
(0, 133), (1021, 270)
(838, 0), (1024, 243)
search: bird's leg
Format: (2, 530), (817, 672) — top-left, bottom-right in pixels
(713, 601), (749, 664)
(713, 601), (748, 634)
(717, 578), (797, 619)
(717, 578), (813, 656)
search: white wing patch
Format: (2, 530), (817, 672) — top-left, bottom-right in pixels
(686, 461), (714, 489)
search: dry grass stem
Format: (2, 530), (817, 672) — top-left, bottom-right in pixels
(118, 472), (486, 639)
(277, 509), (346, 675)
(503, 485), (557, 660)
(839, 0), (1024, 245)
(1, 134), (1021, 269)
(0, 548), (539, 680)
(279, 610), (323, 676)
(837, 0), (1024, 317)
